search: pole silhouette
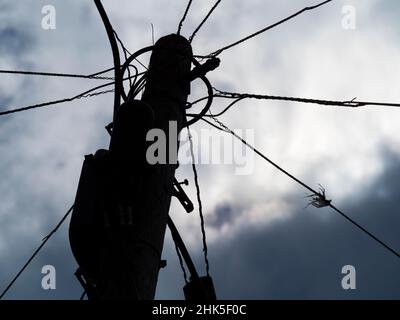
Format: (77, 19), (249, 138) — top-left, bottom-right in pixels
(69, 34), (193, 299)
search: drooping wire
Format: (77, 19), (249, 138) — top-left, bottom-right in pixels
(113, 28), (150, 101)
(0, 205), (74, 299)
(168, 216), (200, 280)
(174, 243), (189, 284)
(113, 29), (148, 71)
(186, 96), (245, 117)
(177, 0), (193, 36)
(128, 73), (147, 101)
(135, 79), (147, 98)
(0, 74), (142, 117)
(204, 115), (320, 196)
(196, 0), (333, 58)
(329, 204), (400, 259)
(189, 0), (222, 43)
(114, 30), (134, 87)
(128, 64), (139, 88)
(201, 115), (400, 261)
(0, 69), (114, 80)
(187, 127), (210, 276)
(94, 0), (122, 120)
(206, 97), (245, 117)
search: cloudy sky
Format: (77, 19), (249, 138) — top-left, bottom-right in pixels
(1, 0), (400, 299)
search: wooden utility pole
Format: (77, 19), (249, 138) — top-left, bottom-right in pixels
(101, 34), (193, 299)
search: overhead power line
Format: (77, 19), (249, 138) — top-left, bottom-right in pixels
(186, 89), (400, 118)
(114, 30), (135, 87)
(113, 29), (148, 71)
(0, 86), (113, 117)
(88, 67), (114, 77)
(0, 68), (114, 80)
(0, 205), (74, 300)
(210, 88), (400, 115)
(174, 242), (189, 284)
(187, 127), (210, 276)
(200, 115), (400, 261)
(0, 74), (143, 117)
(197, 0), (333, 58)
(205, 115), (320, 195)
(177, 0), (193, 35)
(329, 204), (400, 259)
(189, 0), (222, 43)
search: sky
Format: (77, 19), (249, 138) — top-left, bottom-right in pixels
(0, 0), (400, 299)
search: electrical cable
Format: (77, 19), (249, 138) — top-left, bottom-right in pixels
(175, 243), (189, 284)
(0, 69), (113, 80)
(0, 75), (141, 117)
(200, 115), (400, 261)
(0, 205), (74, 299)
(114, 30), (134, 87)
(189, 0), (222, 43)
(212, 88), (400, 111)
(196, 0), (333, 58)
(187, 127), (210, 276)
(177, 0), (193, 36)
(94, 0), (122, 120)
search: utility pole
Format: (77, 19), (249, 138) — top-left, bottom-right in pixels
(70, 33), (193, 300)
(113, 34), (192, 299)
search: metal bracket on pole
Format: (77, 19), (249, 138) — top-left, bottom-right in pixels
(172, 178), (194, 213)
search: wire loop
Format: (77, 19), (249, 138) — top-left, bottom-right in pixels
(120, 46), (154, 102)
(185, 59), (213, 127)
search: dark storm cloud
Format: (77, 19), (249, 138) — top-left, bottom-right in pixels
(193, 152), (400, 299)
(0, 27), (33, 54)
(208, 203), (235, 229)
